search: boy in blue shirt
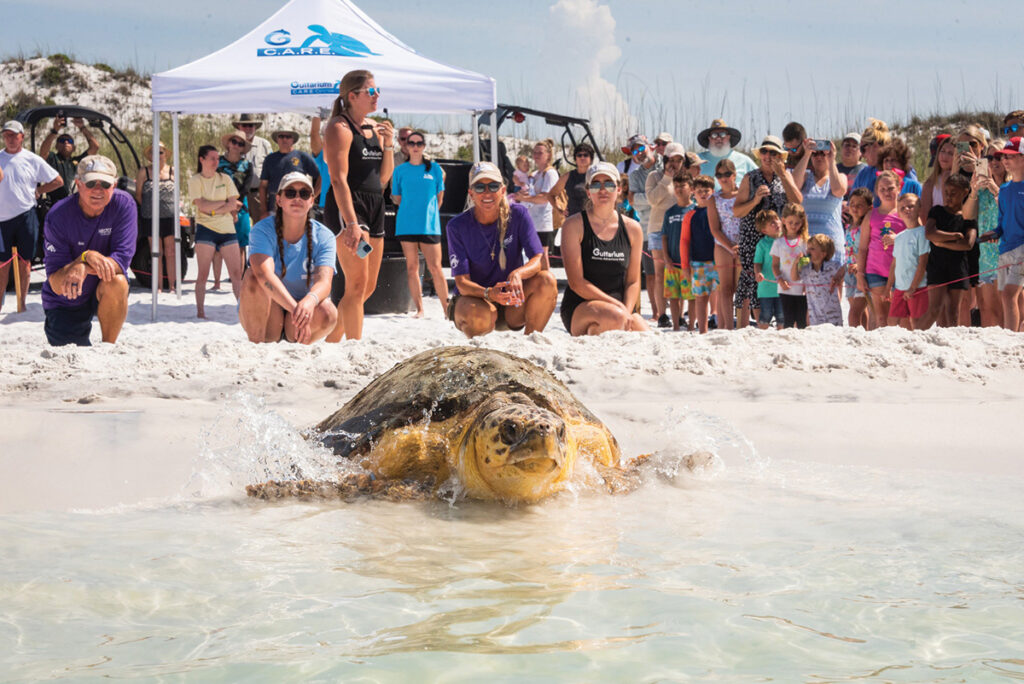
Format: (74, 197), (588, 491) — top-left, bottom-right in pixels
(752, 209), (784, 329)
(680, 175), (719, 333)
(886, 211), (930, 329)
(661, 175), (695, 331)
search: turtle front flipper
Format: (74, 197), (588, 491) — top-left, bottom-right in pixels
(245, 474), (434, 502)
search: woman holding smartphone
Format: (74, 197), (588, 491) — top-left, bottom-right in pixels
(322, 69), (394, 341)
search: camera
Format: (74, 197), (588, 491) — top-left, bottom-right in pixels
(814, 140), (830, 152)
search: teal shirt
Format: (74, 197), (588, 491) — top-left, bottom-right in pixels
(754, 235), (778, 298)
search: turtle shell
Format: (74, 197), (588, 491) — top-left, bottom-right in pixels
(316, 346), (606, 459)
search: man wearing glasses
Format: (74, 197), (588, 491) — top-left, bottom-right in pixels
(836, 132), (866, 199)
(39, 116), (100, 201)
(396, 126), (414, 164)
(0, 120), (64, 312)
(233, 114), (273, 219)
(41, 155), (135, 345)
(695, 119), (757, 186)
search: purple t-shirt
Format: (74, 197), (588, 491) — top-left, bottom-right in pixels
(42, 190), (137, 310)
(446, 203), (542, 293)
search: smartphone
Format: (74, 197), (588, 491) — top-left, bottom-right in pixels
(975, 158), (989, 178)
(814, 140), (830, 151)
(357, 238), (373, 259)
(955, 141), (971, 154)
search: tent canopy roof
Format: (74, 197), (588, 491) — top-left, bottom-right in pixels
(151, 0), (495, 115)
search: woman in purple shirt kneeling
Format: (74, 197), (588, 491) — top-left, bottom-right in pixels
(445, 161), (557, 337)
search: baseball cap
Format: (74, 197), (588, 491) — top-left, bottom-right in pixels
(842, 132), (861, 144)
(621, 134), (648, 154)
(76, 155), (118, 184)
(585, 161), (620, 185)
(279, 171), (314, 191)
(663, 142), (686, 159)
(654, 132), (673, 144)
(2, 120), (24, 134)
(469, 161), (504, 186)
(1002, 137), (1023, 155)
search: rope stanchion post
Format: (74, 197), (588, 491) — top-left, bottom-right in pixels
(12, 246), (24, 313)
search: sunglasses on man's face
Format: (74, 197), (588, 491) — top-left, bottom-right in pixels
(631, 145), (646, 155)
(238, 124), (256, 129)
(709, 131), (730, 140)
(281, 187), (312, 200)
(57, 137), (74, 144)
(1002, 123), (1021, 135)
(472, 181), (502, 193)
(84, 179), (113, 190)
(588, 180), (617, 191)
(784, 144), (801, 153)
(575, 152), (592, 158)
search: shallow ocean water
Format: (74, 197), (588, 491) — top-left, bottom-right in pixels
(2, 402), (1024, 682)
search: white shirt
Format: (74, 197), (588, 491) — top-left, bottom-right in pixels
(0, 149), (60, 221)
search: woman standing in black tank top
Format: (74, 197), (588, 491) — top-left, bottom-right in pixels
(551, 142), (595, 219)
(559, 162), (649, 335)
(322, 69), (394, 341)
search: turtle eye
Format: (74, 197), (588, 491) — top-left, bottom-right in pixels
(558, 425), (566, 441)
(499, 420), (521, 445)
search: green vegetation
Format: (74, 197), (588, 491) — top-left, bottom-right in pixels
(455, 144), (473, 161)
(40, 65), (66, 86)
(48, 53), (72, 66)
(93, 63), (115, 74)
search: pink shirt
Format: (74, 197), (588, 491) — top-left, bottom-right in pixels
(866, 208), (906, 277)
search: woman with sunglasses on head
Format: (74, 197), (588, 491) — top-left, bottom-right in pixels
(707, 158), (741, 329)
(791, 137), (848, 294)
(516, 139), (560, 269)
(559, 161), (649, 336)
(391, 130), (447, 318)
(189, 144), (242, 318)
(968, 139), (1008, 327)
(731, 136), (803, 327)
(322, 69), (394, 341)
(239, 172), (338, 344)
(135, 141), (177, 292)
(445, 162), (557, 338)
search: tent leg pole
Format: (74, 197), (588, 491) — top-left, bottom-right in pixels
(151, 112), (160, 322)
(471, 113), (479, 164)
(172, 113), (181, 300)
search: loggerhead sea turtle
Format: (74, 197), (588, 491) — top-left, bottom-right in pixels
(247, 346), (655, 504)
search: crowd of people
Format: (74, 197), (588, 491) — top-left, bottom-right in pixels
(1, 71), (1022, 345)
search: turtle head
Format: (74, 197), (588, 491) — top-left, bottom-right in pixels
(460, 394), (573, 503)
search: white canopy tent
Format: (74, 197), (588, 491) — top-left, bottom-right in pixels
(147, 0), (497, 319)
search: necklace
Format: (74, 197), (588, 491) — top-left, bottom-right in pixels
(490, 228), (500, 262)
(784, 235), (802, 248)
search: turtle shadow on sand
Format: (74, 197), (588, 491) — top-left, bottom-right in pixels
(247, 347), (712, 505)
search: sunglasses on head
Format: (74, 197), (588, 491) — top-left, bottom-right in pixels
(84, 179), (113, 190)
(355, 87), (381, 97)
(588, 180), (617, 191)
(472, 181), (502, 193)
(281, 187), (312, 200)
(1002, 124), (1021, 135)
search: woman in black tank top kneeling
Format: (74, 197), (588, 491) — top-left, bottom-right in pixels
(560, 161), (650, 335)
(322, 69), (394, 341)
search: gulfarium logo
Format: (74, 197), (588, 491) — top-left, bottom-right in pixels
(258, 25), (380, 57)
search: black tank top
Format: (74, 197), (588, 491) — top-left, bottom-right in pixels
(565, 169), (588, 216)
(342, 113), (383, 193)
(576, 210), (630, 296)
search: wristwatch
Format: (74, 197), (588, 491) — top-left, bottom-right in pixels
(483, 287), (492, 302)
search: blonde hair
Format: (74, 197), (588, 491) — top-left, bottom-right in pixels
(755, 209), (779, 230)
(861, 118), (891, 147)
(533, 138), (554, 171)
(926, 137), (954, 187)
(781, 202), (809, 241)
(331, 70), (374, 118)
(806, 233), (835, 261)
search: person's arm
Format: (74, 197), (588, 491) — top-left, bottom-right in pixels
(732, 175), (763, 218)
(258, 180), (269, 220)
(37, 177), (64, 198)
(706, 196), (734, 252)
(790, 258), (801, 284)
(310, 116), (324, 157)
(753, 261), (765, 281)
(39, 118), (63, 158)
(660, 213), (672, 265)
(792, 141), (813, 191)
(826, 142), (847, 198)
(774, 157), (803, 204)
(134, 168), (146, 205)
(906, 253), (928, 300)
(76, 119), (99, 155)
(885, 256), (896, 299)
(924, 215), (961, 245)
(518, 169), (554, 204)
(622, 216), (644, 313)
(561, 214), (626, 308)
(378, 120), (396, 186)
(645, 170), (673, 212)
(772, 254), (789, 290)
(549, 170), (570, 199)
(250, 252), (300, 312)
(919, 179), (934, 223)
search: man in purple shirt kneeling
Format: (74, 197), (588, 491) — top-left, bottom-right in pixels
(445, 162), (557, 337)
(42, 155), (136, 345)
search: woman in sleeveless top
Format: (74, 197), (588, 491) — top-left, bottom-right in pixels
(322, 69), (394, 341)
(921, 136), (954, 222)
(707, 158), (742, 329)
(559, 162), (649, 335)
(515, 139), (559, 268)
(731, 136), (803, 327)
(135, 142), (177, 291)
(792, 138), (848, 271)
(550, 142), (594, 220)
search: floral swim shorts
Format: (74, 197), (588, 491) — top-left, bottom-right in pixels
(664, 265), (694, 300)
(689, 260), (719, 297)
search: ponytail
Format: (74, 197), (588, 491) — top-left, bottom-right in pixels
(497, 196), (510, 270)
(332, 69), (374, 119)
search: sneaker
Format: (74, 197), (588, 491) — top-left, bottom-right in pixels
(708, 314), (718, 330)
(657, 313), (671, 328)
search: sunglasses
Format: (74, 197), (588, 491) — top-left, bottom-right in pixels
(631, 145), (646, 155)
(984, 154), (1004, 162)
(760, 149), (781, 157)
(84, 179), (113, 190)
(715, 171), (734, 178)
(406, 140), (425, 148)
(472, 181), (502, 193)
(708, 131), (730, 140)
(355, 87), (381, 97)
(281, 187), (312, 200)
(1002, 124), (1021, 135)
(228, 138), (246, 146)
(784, 145), (801, 153)
(588, 180), (617, 191)
(238, 123), (257, 129)
(57, 137), (74, 144)
(575, 152), (592, 158)
(398, 137), (409, 143)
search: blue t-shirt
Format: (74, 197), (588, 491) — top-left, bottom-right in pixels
(447, 203), (541, 293)
(314, 151), (332, 208)
(995, 180), (1024, 254)
(688, 206), (715, 262)
(249, 217), (336, 300)
(754, 235), (778, 298)
(698, 150), (758, 188)
(661, 204), (693, 266)
(891, 225), (930, 291)
(42, 190), (138, 310)
(392, 161), (445, 236)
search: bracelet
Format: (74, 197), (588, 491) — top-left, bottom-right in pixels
(306, 291), (320, 305)
(210, 209), (215, 216)
(80, 251), (88, 263)
(483, 287), (491, 302)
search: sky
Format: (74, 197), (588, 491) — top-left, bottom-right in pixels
(3, 0), (1021, 147)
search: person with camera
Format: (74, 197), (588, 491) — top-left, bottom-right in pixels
(792, 138), (847, 280)
(445, 162), (557, 338)
(39, 116), (100, 201)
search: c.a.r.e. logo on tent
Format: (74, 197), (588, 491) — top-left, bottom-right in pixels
(258, 24), (379, 57)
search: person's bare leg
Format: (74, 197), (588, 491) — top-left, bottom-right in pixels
(212, 251), (223, 290)
(646, 274), (659, 319)
(193, 243), (215, 318)
(238, 268), (275, 342)
(869, 286), (891, 326)
(946, 289), (965, 327)
(96, 275), (130, 343)
(454, 296), (497, 338)
(331, 238), (371, 340)
(695, 295), (709, 333)
(569, 300), (630, 336)
(652, 256), (667, 322)
(713, 247), (736, 329)
(1001, 285), (1022, 330)
(737, 300), (750, 328)
(400, 241), (424, 316)
(668, 298), (682, 331)
(362, 236), (384, 303)
(422, 242), (449, 316)
(848, 296), (867, 328)
(510, 270), (557, 334)
(0, 263), (10, 312)
(978, 283), (1001, 327)
(220, 243), (244, 302)
(162, 235), (177, 292)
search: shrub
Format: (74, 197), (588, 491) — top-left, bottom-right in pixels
(93, 63), (115, 74)
(455, 144), (473, 161)
(40, 65), (66, 86)
(49, 53), (72, 66)
(1, 89), (45, 120)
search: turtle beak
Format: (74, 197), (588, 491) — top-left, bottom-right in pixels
(505, 425), (564, 473)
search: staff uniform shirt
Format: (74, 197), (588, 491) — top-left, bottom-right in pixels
(41, 190), (137, 309)
(392, 161), (445, 236)
(0, 149), (60, 220)
(249, 217), (336, 300)
(188, 172), (238, 234)
(446, 203), (541, 294)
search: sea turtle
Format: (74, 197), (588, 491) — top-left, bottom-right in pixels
(247, 346), (652, 504)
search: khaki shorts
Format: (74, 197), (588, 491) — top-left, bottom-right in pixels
(997, 243), (1024, 290)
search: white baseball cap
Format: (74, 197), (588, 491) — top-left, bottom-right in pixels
(2, 120), (24, 134)
(469, 161), (504, 186)
(76, 155), (118, 184)
(278, 171), (314, 191)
